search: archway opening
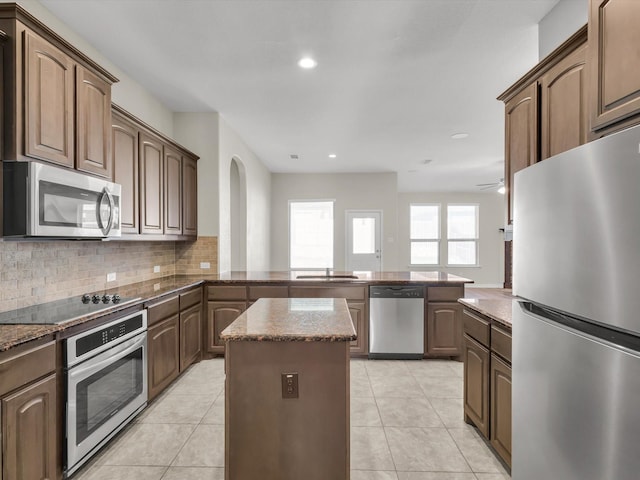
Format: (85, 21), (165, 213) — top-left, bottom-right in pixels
(230, 158), (247, 271)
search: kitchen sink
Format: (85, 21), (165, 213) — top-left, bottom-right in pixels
(296, 275), (359, 279)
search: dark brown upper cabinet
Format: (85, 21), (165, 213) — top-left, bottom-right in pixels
(588, 0), (640, 135)
(164, 146), (183, 235)
(0, 4), (118, 176)
(182, 155), (198, 237)
(139, 132), (165, 235)
(76, 65), (112, 178)
(112, 110), (139, 234)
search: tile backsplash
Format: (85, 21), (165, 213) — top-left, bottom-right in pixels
(0, 236), (218, 313)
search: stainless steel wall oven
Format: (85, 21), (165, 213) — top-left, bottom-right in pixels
(65, 310), (147, 477)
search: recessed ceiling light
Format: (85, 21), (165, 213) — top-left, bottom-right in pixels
(451, 132), (469, 139)
(328, 154), (337, 158)
(421, 159), (433, 165)
(298, 57), (317, 69)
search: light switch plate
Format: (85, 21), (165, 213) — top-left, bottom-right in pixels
(106, 272), (116, 282)
(153, 265), (160, 273)
(200, 262), (211, 269)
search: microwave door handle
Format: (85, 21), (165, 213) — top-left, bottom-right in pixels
(98, 187), (115, 236)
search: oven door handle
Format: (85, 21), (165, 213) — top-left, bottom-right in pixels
(68, 333), (146, 380)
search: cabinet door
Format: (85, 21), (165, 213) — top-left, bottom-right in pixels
(348, 302), (367, 354)
(504, 83), (538, 224)
(206, 301), (246, 354)
(112, 112), (139, 234)
(2, 373), (57, 480)
(139, 132), (164, 234)
(588, 0), (640, 132)
(182, 155), (198, 237)
(148, 315), (180, 400)
(76, 65), (112, 178)
(490, 353), (512, 468)
(463, 334), (490, 438)
(164, 146), (182, 235)
(426, 302), (463, 356)
(540, 43), (588, 160)
(24, 30), (74, 167)
(180, 302), (202, 372)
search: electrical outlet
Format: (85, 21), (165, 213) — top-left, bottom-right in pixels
(200, 262), (211, 269)
(106, 272), (116, 282)
(154, 283), (160, 291)
(281, 373), (299, 399)
(153, 265), (160, 273)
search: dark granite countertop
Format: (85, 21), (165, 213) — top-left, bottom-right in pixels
(0, 270), (471, 351)
(220, 298), (356, 342)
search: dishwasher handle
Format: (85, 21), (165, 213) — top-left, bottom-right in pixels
(369, 285), (424, 299)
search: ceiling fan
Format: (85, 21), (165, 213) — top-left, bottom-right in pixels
(476, 178), (505, 194)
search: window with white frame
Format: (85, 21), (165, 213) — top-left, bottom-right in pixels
(410, 204), (440, 265)
(447, 204), (479, 265)
(289, 200), (334, 269)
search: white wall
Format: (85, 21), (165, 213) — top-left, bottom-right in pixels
(539, 0), (589, 59)
(173, 113), (220, 236)
(15, 0), (175, 135)
(397, 192), (505, 287)
(271, 173), (398, 271)
(218, 117), (271, 272)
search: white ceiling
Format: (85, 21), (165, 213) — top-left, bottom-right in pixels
(41, 0), (559, 192)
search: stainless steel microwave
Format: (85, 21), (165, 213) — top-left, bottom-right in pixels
(3, 161), (121, 238)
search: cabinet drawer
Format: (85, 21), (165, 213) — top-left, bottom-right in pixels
(147, 295), (180, 326)
(180, 287), (202, 310)
(427, 286), (464, 302)
(289, 285), (366, 301)
(491, 325), (512, 363)
(208, 285), (247, 300)
(248, 286), (289, 300)
(463, 310), (490, 347)
(0, 340), (56, 396)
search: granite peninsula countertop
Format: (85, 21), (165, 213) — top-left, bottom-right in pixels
(0, 270), (471, 351)
(458, 289), (514, 330)
(220, 298), (357, 342)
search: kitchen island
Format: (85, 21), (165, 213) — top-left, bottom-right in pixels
(220, 297), (356, 480)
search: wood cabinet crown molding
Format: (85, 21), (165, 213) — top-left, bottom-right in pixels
(497, 24), (587, 103)
(0, 2), (118, 83)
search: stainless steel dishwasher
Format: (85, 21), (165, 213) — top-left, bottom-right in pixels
(369, 285), (424, 359)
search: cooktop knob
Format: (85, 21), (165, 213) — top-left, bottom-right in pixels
(112, 294), (121, 304)
(81, 294), (91, 304)
(91, 295), (101, 304)
(101, 294), (112, 304)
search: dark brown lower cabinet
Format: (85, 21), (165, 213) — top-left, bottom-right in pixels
(348, 302), (367, 355)
(463, 333), (490, 437)
(2, 373), (57, 480)
(426, 302), (463, 356)
(180, 302), (202, 372)
(147, 315), (180, 401)
(206, 301), (246, 354)
(491, 353), (512, 466)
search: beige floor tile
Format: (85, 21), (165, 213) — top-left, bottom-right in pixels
(168, 374), (225, 396)
(417, 376), (464, 399)
(351, 396), (382, 427)
(351, 358), (369, 376)
(376, 397), (444, 428)
(351, 471), (399, 480)
(183, 360), (226, 381)
(352, 374), (375, 397)
(396, 473), (476, 480)
(370, 375), (425, 398)
(74, 465), (167, 480)
(474, 474), (511, 480)
(448, 428), (509, 474)
(201, 395), (225, 424)
(366, 360), (411, 378)
(351, 426), (396, 471)
(139, 394), (214, 424)
(162, 466), (225, 479)
(172, 425), (225, 467)
(385, 427), (470, 472)
(429, 397), (467, 428)
(449, 360), (464, 378)
(404, 360), (459, 377)
(101, 424), (195, 466)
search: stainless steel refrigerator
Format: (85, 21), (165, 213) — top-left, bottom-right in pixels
(512, 124), (640, 480)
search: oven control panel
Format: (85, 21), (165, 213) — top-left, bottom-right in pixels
(76, 314), (144, 358)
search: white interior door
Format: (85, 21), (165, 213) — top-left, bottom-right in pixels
(346, 211), (382, 271)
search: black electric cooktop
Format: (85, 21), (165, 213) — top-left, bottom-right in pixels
(0, 294), (140, 325)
